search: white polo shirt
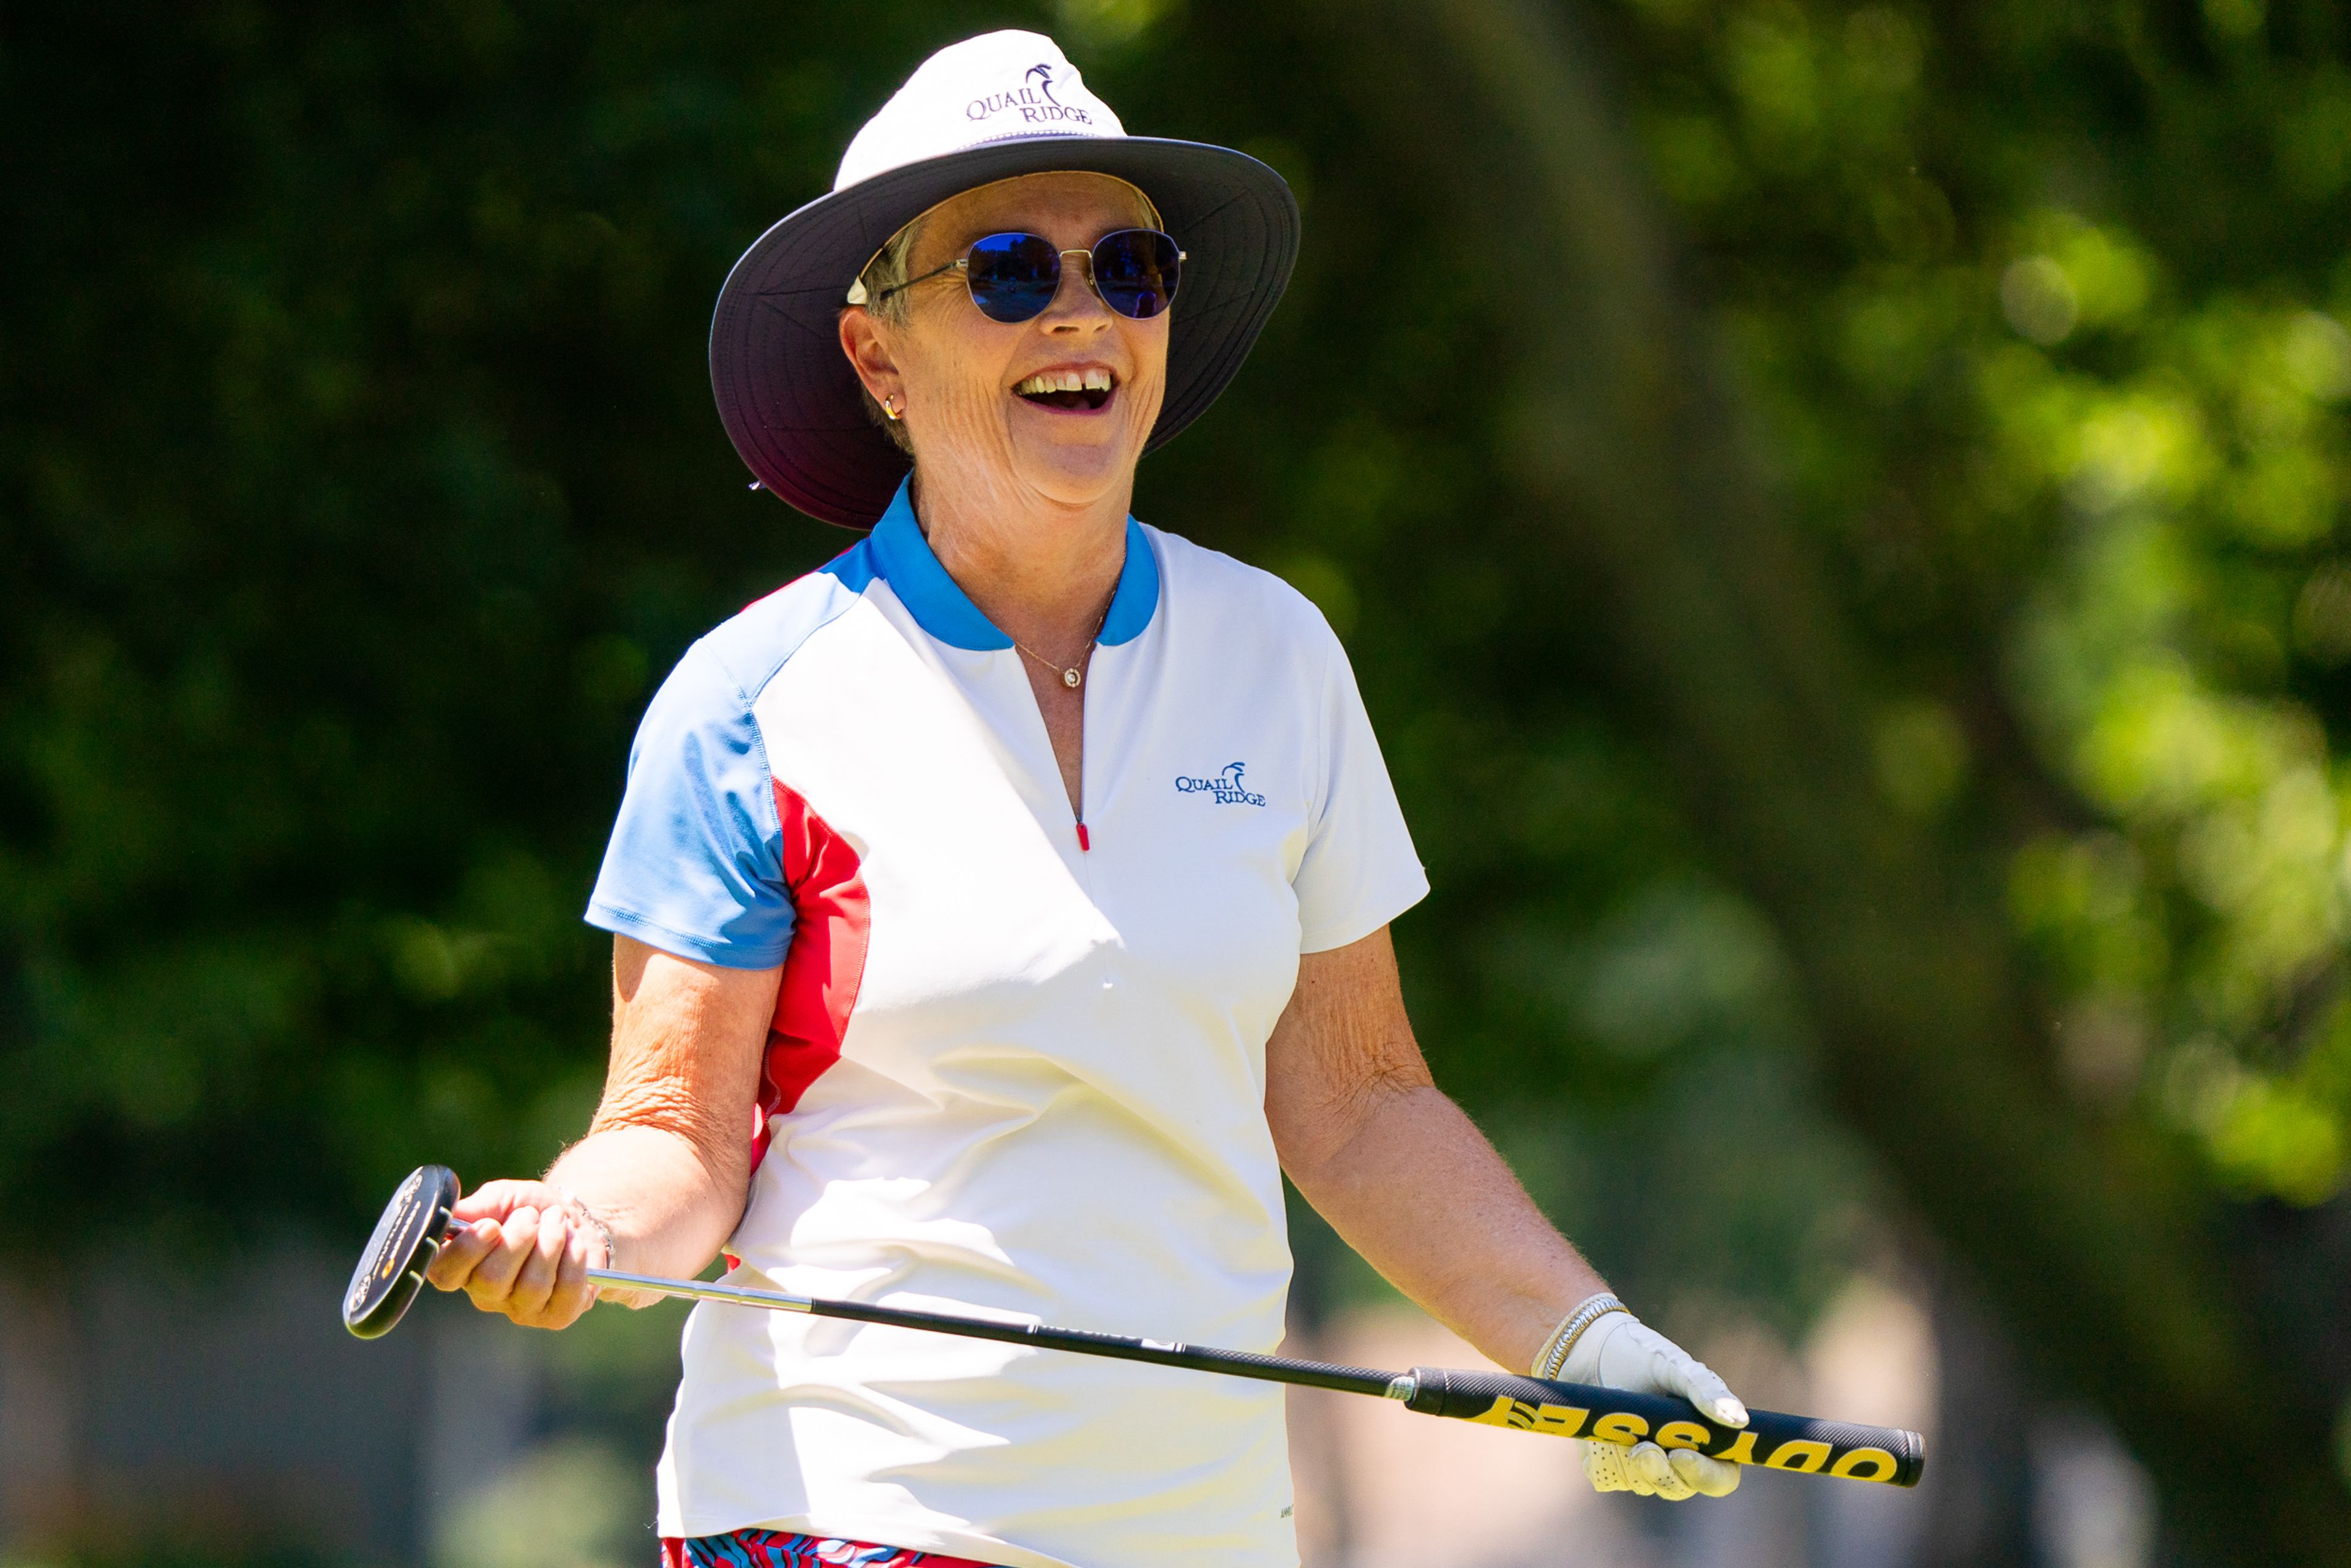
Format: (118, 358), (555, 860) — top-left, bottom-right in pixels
(587, 480), (1427, 1568)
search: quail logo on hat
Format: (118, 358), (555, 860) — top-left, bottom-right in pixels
(835, 34), (1123, 192)
(708, 30), (1300, 528)
(964, 60), (1096, 126)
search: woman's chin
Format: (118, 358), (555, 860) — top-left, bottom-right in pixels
(1007, 438), (1144, 508)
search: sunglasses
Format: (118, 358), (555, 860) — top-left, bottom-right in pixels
(866, 228), (1185, 324)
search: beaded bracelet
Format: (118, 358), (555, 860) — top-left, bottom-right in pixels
(549, 1184), (620, 1271)
(1531, 1292), (1632, 1381)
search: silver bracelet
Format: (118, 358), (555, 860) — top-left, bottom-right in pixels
(1532, 1292), (1631, 1380)
(549, 1185), (619, 1270)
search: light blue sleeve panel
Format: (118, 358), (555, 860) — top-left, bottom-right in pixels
(1294, 621), (1431, 954)
(585, 636), (794, 969)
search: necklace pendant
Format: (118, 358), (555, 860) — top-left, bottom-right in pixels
(1062, 667), (1082, 689)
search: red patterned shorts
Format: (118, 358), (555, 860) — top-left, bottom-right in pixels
(661, 1531), (996, 1568)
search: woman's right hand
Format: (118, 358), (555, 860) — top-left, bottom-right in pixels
(422, 1177), (609, 1330)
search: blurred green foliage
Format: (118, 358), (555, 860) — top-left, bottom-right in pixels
(1, 1549), (340, 1568)
(7, 0), (2351, 1557)
(1602, 0), (2351, 1206)
(430, 1441), (640, 1568)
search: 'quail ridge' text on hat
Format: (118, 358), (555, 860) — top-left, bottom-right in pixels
(709, 31), (1299, 528)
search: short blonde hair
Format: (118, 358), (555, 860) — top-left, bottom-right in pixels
(853, 219), (928, 453)
(856, 220), (927, 329)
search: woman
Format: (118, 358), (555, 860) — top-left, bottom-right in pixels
(426, 31), (1749, 1568)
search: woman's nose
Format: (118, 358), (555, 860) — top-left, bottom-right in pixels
(1038, 249), (1113, 328)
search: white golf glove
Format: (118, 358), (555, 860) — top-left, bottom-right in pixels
(1554, 1305), (1747, 1500)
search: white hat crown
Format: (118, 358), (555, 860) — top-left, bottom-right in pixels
(835, 31), (1127, 193)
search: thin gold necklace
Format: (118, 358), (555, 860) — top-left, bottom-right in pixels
(1011, 596), (1114, 689)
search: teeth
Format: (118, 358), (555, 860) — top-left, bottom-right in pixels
(1015, 368), (1116, 396)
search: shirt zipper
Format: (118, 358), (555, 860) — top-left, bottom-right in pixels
(1075, 653), (1092, 853)
(1073, 705), (1090, 852)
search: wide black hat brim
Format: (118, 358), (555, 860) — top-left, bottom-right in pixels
(710, 137), (1299, 528)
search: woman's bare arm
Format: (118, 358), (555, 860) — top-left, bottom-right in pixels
(1264, 925), (1607, 1373)
(423, 935), (779, 1327)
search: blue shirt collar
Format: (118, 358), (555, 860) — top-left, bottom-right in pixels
(866, 477), (1160, 651)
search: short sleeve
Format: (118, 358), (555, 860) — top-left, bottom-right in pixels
(1293, 632), (1429, 953)
(584, 639), (795, 968)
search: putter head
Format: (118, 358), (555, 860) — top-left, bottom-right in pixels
(343, 1164), (460, 1339)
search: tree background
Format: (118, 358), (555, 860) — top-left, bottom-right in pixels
(4, 0), (2349, 1562)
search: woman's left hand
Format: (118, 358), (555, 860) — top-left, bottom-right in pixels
(1560, 1312), (1748, 1500)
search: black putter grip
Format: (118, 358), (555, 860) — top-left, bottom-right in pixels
(1404, 1367), (1924, 1487)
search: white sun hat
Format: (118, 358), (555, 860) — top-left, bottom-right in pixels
(708, 30), (1299, 527)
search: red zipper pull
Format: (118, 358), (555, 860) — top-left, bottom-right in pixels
(1076, 822), (1091, 852)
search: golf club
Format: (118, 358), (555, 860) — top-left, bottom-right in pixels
(347, 1166), (1924, 1487)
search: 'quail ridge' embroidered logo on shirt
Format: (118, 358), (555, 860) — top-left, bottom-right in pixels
(1176, 762), (1266, 806)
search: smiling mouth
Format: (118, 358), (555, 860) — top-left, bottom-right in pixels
(1014, 367), (1117, 411)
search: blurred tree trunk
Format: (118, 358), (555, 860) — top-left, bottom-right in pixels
(1921, 1278), (2039, 1568)
(1284, 0), (2351, 1558)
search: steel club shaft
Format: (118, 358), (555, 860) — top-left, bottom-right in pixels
(585, 1266), (1407, 1399)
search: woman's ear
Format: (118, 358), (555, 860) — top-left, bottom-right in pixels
(839, 308), (906, 415)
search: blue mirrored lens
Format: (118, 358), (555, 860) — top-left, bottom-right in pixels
(965, 233), (1062, 323)
(1092, 230), (1180, 320)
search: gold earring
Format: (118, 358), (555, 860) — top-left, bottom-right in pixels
(883, 396), (902, 421)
